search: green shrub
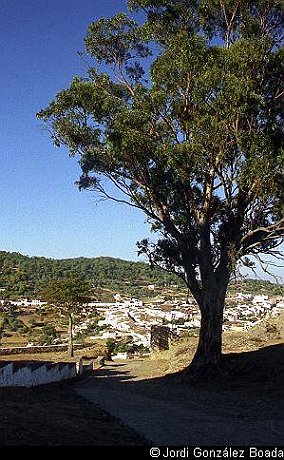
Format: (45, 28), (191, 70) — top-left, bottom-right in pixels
(38, 324), (58, 345)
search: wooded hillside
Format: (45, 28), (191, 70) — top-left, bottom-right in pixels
(0, 251), (282, 300)
(0, 251), (184, 299)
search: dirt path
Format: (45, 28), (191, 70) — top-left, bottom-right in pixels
(74, 359), (284, 446)
(0, 381), (147, 445)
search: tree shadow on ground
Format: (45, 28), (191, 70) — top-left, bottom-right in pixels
(83, 343), (284, 420)
(220, 342), (284, 387)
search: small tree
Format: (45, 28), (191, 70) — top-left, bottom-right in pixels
(105, 338), (116, 360)
(39, 324), (59, 346)
(0, 325), (5, 345)
(38, 1), (283, 375)
(42, 274), (92, 357)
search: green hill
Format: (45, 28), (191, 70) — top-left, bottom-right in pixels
(0, 251), (184, 299)
(0, 251), (282, 300)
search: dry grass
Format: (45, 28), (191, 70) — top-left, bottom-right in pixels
(0, 312), (283, 446)
(142, 311), (284, 377)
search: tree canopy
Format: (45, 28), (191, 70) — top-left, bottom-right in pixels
(37, 0), (284, 373)
(41, 274), (92, 311)
(42, 274), (92, 356)
(0, 251), (183, 299)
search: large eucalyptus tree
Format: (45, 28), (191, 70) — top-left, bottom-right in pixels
(38, 1), (284, 374)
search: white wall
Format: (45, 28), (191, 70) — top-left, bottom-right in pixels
(0, 361), (77, 387)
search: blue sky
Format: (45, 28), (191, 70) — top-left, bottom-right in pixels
(0, 1), (282, 282)
(1, 0), (150, 261)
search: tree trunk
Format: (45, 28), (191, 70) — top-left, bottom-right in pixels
(68, 312), (74, 358)
(188, 290), (225, 378)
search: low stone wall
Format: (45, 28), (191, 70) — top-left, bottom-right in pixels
(0, 343), (88, 356)
(0, 361), (78, 387)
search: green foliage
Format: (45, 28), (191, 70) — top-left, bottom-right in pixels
(0, 325), (4, 343)
(128, 343), (149, 353)
(74, 318), (105, 343)
(38, 324), (58, 346)
(36, 1), (284, 365)
(41, 273), (92, 313)
(1, 314), (28, 333)
(73, 331), (88, 343)
(110, 339), (149, 354)
(40, 274), (92, 357)
(0, 251), (184, 299)
(229, 278), (284, 296)
(37, 1), (283, 308)
(105, 338), (116, 354)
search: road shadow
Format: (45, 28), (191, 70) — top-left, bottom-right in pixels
(78, 343), (284, 420)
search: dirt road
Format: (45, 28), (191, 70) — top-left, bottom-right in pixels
(74, 359), (284, 446)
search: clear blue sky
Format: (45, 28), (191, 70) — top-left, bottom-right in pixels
(0, 1), (282, 282)
(1, 0), (150, 261)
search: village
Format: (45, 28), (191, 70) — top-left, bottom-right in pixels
(86, 291), (284, 347)
(1, 288), (283, 353)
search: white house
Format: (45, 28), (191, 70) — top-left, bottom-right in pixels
(253, 295), (269, 304)
(124, 298), (143, 307)
(148, 284), (155, 291)
(236, 293), (253, 301)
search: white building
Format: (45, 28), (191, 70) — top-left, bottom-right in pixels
(253, 295), (269, 304)
(236, 293), (253, 301)
(124, 298), (143, 307)
(148, 284), (155, 291)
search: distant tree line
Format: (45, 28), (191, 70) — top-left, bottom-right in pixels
(228, 278), (283, 296)
(0, 251), (282, 300)
(0, 251), (184, 299)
